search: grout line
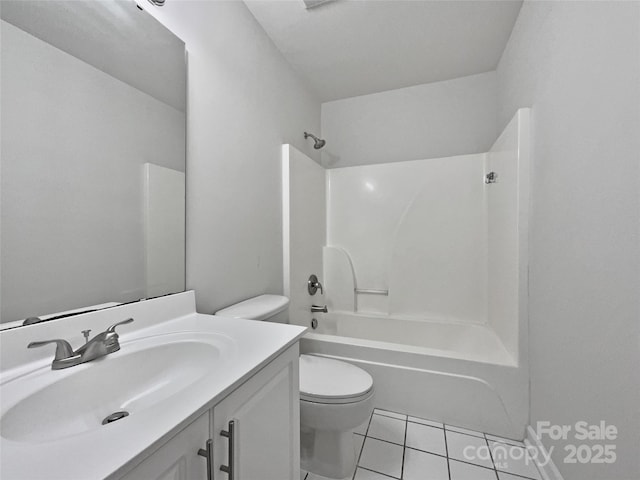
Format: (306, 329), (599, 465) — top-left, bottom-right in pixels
(364, 435), (406, 448)
(486, 435), (526, 447)
(404, 445), (448, 459)
(407, 419), (444, 429)
(449, 457), (506, 476)
(367, 435), (405, 447)
(487, 436), (539, 479)
(346, 407), (538, 480)
(400, 415), (408, 479)
(357, 466), (401, 480)
(444, 425), (485, 439)
(443, 426), (451, 480)
(363, 409), (374, 437)
(374, 408), (407, 418)
(449, 457), (500, 471)
(373, 412), (408, 423)
(444, 423), (482, 432)
(353, 409), (375, 480)
(483, 433), (501, 480)
(374, 412), (407, 421)
(488, 438), (528, 449)
(494, 470), (539, 480)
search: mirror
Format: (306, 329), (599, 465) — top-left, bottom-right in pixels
(0, 0), (187, 327)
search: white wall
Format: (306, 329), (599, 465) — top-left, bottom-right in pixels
(282, 145), (326, 328)
(320, 71), (497, 168)
(1, 21), (185, 322)
(497, 2), (640, 479)
(327, 154), (487, 323)
(146, 1), (321, 314)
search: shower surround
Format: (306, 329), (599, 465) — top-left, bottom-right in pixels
(283, 109), (530, 438)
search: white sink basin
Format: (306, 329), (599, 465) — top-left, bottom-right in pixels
(0, 332), (233, 443)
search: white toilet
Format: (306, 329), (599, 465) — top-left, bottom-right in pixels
(215, 295), (375, 479)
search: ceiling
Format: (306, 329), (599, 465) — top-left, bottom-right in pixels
(244, 0), (523, 102)
(1, 0), (186, 111)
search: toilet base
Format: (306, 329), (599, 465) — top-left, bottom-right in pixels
(301, 426), (358, 479)
(298, 358), (374, 479)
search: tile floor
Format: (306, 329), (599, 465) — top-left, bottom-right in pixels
(302, 408), (543, 480)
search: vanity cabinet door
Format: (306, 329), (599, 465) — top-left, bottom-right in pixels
(213, 344), (300, 480)
(117, 412), (210, 480)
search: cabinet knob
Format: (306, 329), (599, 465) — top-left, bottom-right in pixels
(197, 439), (213, 480)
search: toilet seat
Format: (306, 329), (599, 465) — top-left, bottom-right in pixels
(300, 354), (374, 405)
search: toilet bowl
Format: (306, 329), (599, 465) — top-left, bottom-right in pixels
(215, 295), (375, 479)
(299, 354), (374, 479)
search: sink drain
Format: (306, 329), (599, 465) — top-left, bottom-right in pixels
(102, 411), (129, 425)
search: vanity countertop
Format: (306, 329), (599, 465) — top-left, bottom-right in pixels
(0, 291), (306, 479)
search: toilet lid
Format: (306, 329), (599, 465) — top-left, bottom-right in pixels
(300, 354), (373, 404)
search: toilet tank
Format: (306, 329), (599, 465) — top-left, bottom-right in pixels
(215, 294), (289, 323)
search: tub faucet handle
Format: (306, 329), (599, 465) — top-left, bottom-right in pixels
(308, 274), (324, 295)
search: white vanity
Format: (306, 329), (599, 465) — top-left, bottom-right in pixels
(0, 292), (306, 479)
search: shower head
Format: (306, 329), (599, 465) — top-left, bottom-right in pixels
(304, 132), (326, 150)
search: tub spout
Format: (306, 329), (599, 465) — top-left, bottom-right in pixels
(311, 305), (328, 313)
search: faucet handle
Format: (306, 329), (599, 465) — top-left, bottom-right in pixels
(105, 317), (134, 334)
(27, 339), (74, 360)
(308, 274), (324, 295)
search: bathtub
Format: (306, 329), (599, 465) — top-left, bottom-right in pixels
(300, 311), (528, 439)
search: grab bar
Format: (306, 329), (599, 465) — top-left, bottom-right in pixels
(355, 289), (389, 296)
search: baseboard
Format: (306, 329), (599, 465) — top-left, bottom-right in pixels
(525, 425), (565, 480)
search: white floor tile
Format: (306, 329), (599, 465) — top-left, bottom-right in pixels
(374, 408), (407, 420)
(498, 472), (539, 480)
(353, 467), (395, 480)
(358, 437), (404, 479)
(446, 431), (493, 469)
(489, 442), (541, 480)
(302, 406), (541, 480)
(408, 416), (444, 429)
(354, 418), (370, 435)
(446, 425), (485, 438)
(306, 473), (351, 480)
(486, 434), (525, 447)
(367, 414), (406, 445)
(403, 448), (449, 480)
(354, 433), (365, 458)
(406, 422), (447, 456)
(449, 460), (497, 480)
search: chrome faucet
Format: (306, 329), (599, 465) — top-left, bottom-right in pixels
(310, 305), (328, 313)
(27, 318), (134, 370)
